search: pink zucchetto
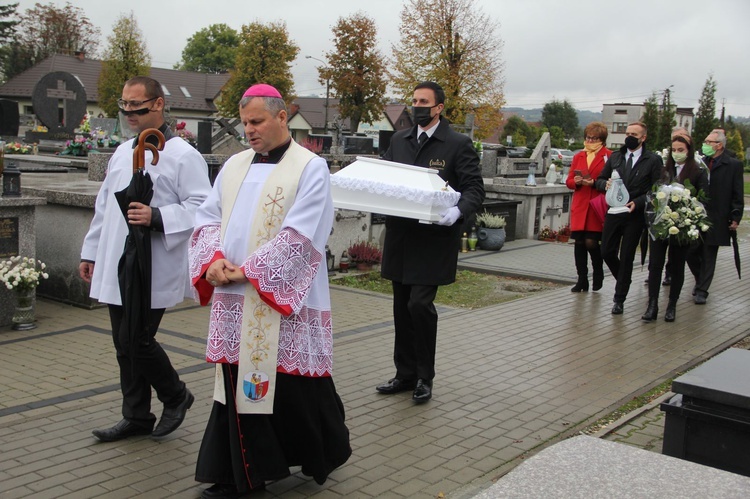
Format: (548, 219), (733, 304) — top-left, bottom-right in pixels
(242, 83), (282, 99)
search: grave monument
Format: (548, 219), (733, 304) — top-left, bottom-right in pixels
(25, 71), (87, 143)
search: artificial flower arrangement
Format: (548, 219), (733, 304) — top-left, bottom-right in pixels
(647, 181), (711, 245)
(91, 128), (121, 148)
(175, 121), (196, 145)
(538, 225), (557, 240)
(346, 240), (382, 265)
(60, 135), (95, 156)
(4, 142), (31, 154)
(78, 113), (91, 133)
(0, 256), (49, 293)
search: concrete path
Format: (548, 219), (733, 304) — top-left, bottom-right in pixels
(1, 235), (748, 498)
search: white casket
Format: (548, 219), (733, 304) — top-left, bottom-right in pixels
(330, 156), (461, 223)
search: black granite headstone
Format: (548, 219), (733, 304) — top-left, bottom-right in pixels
(197, 121), (212, 154)
(31, 71), (87, 136)
(0, 99), (20, 136)
(308, 134), (333, 154)
(0, 217), (19, 258)
(344, 135), (373, 154)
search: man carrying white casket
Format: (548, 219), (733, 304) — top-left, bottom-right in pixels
(376, 81), (485, 403)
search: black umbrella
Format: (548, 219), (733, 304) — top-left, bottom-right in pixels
(731, 230), (741, 279)
(114, 128), (166, 356)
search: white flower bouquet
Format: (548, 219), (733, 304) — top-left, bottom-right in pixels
(647, 182), (711, 245)
(0, 256), (49, 293)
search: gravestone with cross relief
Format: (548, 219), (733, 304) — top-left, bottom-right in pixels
(25, 71), (87, 142)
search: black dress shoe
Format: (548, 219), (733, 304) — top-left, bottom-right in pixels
(201, 483), (246, 499)
(376, 378), (416, 394)
(412, 379), (432, 403)
(152, 388), (194, 438)
(694, 294), (707, 305)
(662, 274), (671, 286)
(611, 302), (624, 315)
(92, 419), (152, 442)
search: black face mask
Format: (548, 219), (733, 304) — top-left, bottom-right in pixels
(412, 105), (437, 128)
(120, 107), (152, 116)
(624, 135), (640, 150)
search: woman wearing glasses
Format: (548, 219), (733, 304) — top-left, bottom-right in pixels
(565, 122), (611, 292)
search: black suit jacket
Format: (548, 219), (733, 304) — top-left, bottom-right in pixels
(595, 145), (663, 214)
(381, 116), (485, 285)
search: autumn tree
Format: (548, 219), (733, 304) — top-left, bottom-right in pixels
(640, 93), (659, 147)
(319, 12), (386, 133)
(1, 2), (99, 81)
(692, 75), (718, 146)
(176, 24), (238, 73)
(391, 0), (505, 135)
(541, 99), (578, 139)
(19, 2), (100, 57)
(217, 21), (298, 118)
(97, 13), (151, 118)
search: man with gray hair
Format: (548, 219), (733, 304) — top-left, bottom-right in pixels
(687, 128), (744, 304)
(189, 83), (350, 498)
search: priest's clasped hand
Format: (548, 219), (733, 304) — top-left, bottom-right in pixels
(437, 206), (461, 226)
(206, 259), (247, 286)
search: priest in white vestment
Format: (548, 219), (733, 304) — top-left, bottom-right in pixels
(190, 84), (351, 499)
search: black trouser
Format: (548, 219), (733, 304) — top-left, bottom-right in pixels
(686, 243), (719, 298)
(391, 282), (439, 382)
(648, 239), (689, 302)
(601, 211), (645, 303)
(108, 305), (185, 429)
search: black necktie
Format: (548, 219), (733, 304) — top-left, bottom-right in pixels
(418, 132), (428, 146)
(626, 153), (634, 169)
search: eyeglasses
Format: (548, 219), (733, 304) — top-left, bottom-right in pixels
(584, 136), (601, 142)
(703, 140), (720, 145)
(117, 97), (157, 110)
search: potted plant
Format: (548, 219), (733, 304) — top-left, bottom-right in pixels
(475, 211), (507, 251)
(557, 224), (571, 243)
(346, 240), (382, 271)
(538, 225), (557, 242)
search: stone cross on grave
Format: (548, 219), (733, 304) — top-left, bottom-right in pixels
(46, 80), (76, 129)
(30, 71), (87, 135)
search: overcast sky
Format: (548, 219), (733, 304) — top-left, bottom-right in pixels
(13, 0), (750, 117)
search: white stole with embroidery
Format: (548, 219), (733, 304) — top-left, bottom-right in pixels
(214, 141), (315, 414)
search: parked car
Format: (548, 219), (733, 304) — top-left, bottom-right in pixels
(507, 146), (530, 158)
(549, 148), (574, 166)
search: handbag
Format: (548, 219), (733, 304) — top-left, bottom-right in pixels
(589, 193), (608, 224)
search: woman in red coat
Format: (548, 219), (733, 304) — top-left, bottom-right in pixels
(565, 122), (611, 292)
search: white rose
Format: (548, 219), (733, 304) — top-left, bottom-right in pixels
(701, 224), (709, 232)
(669, 226), (680, 235)
(656, 191), (667, 200)
(671, 195), (681, 203)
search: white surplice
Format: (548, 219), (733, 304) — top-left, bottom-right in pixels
(81, 136), (212, 307)
(190, 150), (334, 379)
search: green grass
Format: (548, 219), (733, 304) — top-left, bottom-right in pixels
(745, 182), (750, 196)
(331, 269), (561, 309)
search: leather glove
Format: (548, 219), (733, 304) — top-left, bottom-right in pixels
(437, 206), (461, 226)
